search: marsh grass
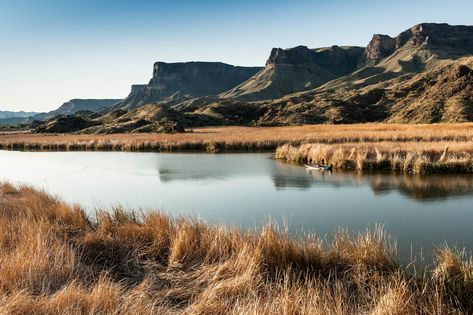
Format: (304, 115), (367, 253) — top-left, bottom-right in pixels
(0, 182), (472, 314)
(1, 123), (473, 152)
(276, 141), (473, 174)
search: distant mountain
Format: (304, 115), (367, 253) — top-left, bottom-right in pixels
(220, 45), (364, 101)
(114, 62), (261, 110)
(0, 99), (121, 127)
(34, 99), (121, 120)
(0, 110), (38, 119)
(0, 110), (40, 126)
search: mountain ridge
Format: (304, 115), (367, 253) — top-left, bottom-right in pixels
(16, 22), (473, 133)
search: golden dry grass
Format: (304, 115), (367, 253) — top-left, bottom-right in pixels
(1, 123), (473, 152)
(0, 182), (472, 314)
(276, 140), (473, 174)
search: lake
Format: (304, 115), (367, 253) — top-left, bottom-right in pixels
(1, 150), (472, 259)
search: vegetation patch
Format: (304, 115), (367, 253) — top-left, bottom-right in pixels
(276, 142), (473, 174)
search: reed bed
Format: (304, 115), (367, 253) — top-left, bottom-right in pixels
(1, 123), (473, 152)
(0, 182), (472, 314)
(276, 141), (473, 174)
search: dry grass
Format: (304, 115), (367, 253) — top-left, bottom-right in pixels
(276, 141), (473, 174)
(1, 123), (473, 152)
(0, 182), (472, 314)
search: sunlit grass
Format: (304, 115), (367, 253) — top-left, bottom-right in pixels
(1, 123), (473, 152)
(0, 182), (472, 313)
(276, 141), (473, 174)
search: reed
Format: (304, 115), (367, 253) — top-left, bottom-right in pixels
(276, 141), (473, 174)
(1, 123), (473, 152)
(0, 182), (472, 314)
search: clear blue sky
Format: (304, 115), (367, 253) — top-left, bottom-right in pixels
(1, 0), (472, 111)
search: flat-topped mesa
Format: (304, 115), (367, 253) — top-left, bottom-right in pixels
(148, 62), (261, 94)
(222, 45), (365, 101)
(266, 45), (365, 68)
(113, 61), (261, 110)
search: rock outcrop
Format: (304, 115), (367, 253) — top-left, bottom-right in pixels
(363, 34), (397, 62)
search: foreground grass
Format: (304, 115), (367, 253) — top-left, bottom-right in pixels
(1, 123), (473, 152)
(276, 141), (473, 174)
(1, 183), (473, 314)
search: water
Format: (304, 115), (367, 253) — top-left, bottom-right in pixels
(1, 150), (473, 259)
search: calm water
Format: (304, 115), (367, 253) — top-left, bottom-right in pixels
(1, 150), (473, 258)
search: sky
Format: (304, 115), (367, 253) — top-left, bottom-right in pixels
(0, 0), (472, 112)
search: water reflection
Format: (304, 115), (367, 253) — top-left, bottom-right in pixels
(270, 161), (473, 203)
(370, 174), (473, 202)
(157, 154), (271, 182)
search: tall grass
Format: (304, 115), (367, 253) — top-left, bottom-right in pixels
(1, 123), (473, 152)
(0, 182), (472, 314)
(276, 142), (473, 174)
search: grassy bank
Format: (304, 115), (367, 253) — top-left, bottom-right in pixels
(276, 141), (473, 174)
(0, 183), (472, 314)
(1, 124), (473, 152)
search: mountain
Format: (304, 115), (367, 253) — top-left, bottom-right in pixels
(114, 62), (261, 110)
(321, 23), (473, 92)
(34, 99), (121, 120)
(31, 22), (473, 133)
(0, 110), (38, 119)
(220, 45), (364, 101)
(0, 99), (121, 127)
(0, 110), (40, 126)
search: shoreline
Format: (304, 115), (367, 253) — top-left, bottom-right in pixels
(1, 124), (473, 174)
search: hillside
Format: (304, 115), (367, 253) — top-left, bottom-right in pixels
(254, 56), (473, 125)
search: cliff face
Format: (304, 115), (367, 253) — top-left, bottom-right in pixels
(149, 62), (260, 93)
(116, 62), (261, 110)
(221, 45), (364, 101)
(362, 23), (473, 65)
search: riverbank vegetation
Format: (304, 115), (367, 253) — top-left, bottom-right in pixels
(1, 123), (473, 152)
(1, 182), (472, 314)
(276, 141), (473, 174)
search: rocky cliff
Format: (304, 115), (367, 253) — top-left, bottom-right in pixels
(362, 23), (473, 65)
(220, 45), (364, 101)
